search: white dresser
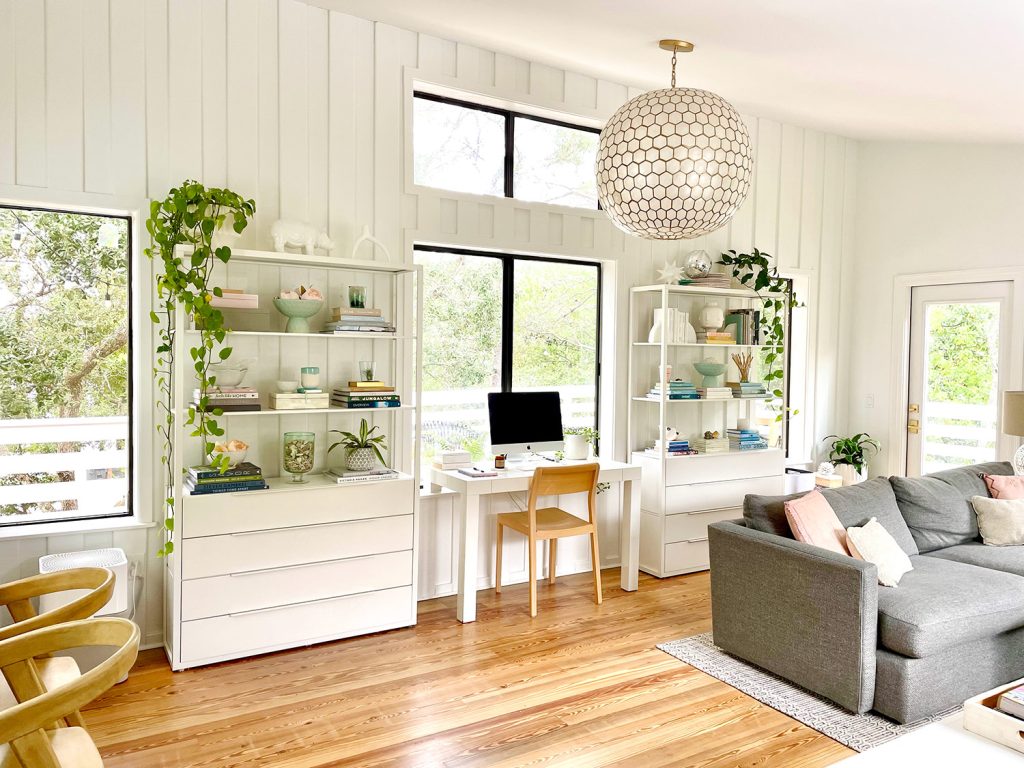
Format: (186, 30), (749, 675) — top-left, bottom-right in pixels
(163, 474), (416, 670)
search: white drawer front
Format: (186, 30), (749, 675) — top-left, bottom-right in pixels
(180, 549), (413, 621)
(665, 476), (785, 515)
(664, 507), (741, 544)
(665, 450), (784, 486)
(181, 477), (413, 538)
(664, 538), (710, 573)
(181, 514), (413, 580)
(180, 585), (413, 663)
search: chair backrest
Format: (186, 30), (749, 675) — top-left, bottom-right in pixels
(0, 617), (139, 767)
(528, 463), (600, 522)
(0, 568), (114, 642)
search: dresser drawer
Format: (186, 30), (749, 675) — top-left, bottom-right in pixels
(180, 585), (413, 664)
(665, 450), (784, 486)
(180, 549), (413, 621)
(664, 538), (710, 573)
(665, 476), (785, 515)
(665, 507), (741, 544)
(180, 514), (413, 580)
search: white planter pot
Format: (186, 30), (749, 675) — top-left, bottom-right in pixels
(564, 435), (590, 461)
(836, 464), (867, 486)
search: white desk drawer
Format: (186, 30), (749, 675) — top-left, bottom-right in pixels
(665, 476), (785, 515)
(180, 585), (413, 663)
(665, 450), (784, 486)
(180, 549), (412, 621)
(665, 507), (741, 544)
(664, 538), (710, 573)
(180, 514), (413, 580)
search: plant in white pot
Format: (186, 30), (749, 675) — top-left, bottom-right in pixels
(823, 433), (880, 486)
(329, 419), (388, 472)
(563, 426), (598, 460)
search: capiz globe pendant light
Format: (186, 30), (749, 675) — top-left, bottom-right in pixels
(596, 40), (754, 240)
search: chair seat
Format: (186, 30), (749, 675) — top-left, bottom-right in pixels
(0, 727), (102, 768)
(497, 507), (594, 538)
(0, 656), (80, 710)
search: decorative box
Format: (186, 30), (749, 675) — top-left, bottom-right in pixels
(269, 392), (330, 410)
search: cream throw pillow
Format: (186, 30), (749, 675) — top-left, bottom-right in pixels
(972, 495), (1024, 546)
(846, 517), (914, 587)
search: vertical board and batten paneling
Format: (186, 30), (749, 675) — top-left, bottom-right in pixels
(0, 2), (858, 632)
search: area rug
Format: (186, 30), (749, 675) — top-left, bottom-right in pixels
(657, 633), (959, 752)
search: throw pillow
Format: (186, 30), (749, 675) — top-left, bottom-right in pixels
(784, 490), (850, 555)
(983, 474), (1024, 500)
(972, 495), (1024, 546)
(846, 517), (914, 587)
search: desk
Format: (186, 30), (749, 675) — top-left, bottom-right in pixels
(430, 458), (643, 622)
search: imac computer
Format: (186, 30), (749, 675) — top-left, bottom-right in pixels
(487, 391), (564, 460)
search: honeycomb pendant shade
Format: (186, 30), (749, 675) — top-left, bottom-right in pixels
(596, 87), (754, 240)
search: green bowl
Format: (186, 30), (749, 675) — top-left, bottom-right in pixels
(273, 298), (323, 333)
(693, 360), (727, 388)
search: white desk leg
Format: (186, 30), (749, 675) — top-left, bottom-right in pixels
(620, 478), (640, 591)
(456, 492), (481, 623)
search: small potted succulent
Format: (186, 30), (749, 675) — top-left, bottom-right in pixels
(823, 433), (880, 486)
(329, 418), (388, 472)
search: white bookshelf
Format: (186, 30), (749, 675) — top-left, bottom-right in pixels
(627, 282), (789, 577)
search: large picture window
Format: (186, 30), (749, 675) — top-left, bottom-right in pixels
(415, 246), (600, 465)
(0, 205), (132, 526)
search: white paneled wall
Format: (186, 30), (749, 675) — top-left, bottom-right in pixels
(0, 0), (856, 639)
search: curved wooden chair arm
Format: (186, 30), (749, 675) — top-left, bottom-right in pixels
(0, 568), (114, 642)
(0, 618), (139, 749)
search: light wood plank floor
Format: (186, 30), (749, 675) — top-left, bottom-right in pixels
(87, 569), (853, 767)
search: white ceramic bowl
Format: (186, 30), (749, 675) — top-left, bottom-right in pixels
(276, 380), (299, 393)
(212, 367), (247, 387)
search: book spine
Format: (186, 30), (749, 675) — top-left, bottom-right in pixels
(188, 468), (260, 480)
(340, 395), (401, 402)
(192, 474), (263, 484)
(187, 481), (267, 494)
(331, 401), (400, 408)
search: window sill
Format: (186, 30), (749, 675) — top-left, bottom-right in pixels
(0, 516), (156, 542)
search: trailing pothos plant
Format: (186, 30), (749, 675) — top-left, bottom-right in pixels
(147, 181), (256, 556)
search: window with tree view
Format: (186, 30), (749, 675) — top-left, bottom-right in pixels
(0, 206), (132, 525)
(416, 246), (600, 465)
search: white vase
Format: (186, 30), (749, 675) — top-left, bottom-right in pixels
(564, 434), (589, 461)
(700, 300), (725, 332)
(836, 464), (867, 486)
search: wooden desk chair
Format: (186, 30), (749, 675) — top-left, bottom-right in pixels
(0, 617), (139, 768)
(0, 568), (115, 729)
(495, 463), (602, 617)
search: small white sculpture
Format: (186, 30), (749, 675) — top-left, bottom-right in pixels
(350, 225), (393, 264)
(818, 461), (837, 476)
(656, 259), (684, 284)
(271, 219), (335, 255)
(664, 426), (680, 443)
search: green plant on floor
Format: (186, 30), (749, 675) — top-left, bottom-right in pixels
(329, 418), (389, 464)
(147, 181), (256, 556)
(824, 433), (880, 474)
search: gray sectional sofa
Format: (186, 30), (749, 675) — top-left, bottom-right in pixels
(708, 461), (1024, 723)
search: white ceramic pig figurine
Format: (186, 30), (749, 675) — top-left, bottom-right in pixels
(271, 219), (335, 254)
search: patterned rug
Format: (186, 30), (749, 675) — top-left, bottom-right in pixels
(657, 633), (960, 752)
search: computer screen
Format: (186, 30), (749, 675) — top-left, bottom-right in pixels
(487, 391), (564, 452)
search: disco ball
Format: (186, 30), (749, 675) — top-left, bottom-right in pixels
(683, 249), (713, 279)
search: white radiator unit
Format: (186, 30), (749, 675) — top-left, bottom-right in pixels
(39, 547), (129, 616)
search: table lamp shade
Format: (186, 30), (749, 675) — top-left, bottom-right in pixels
(1004, 391), (1024, 437)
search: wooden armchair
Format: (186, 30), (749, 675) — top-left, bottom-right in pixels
(0, 617), (139, 767)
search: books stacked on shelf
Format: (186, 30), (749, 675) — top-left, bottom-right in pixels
(192, 387), (261, 412)
(727, 381), (769, 398)
(645, 438), (697, 457)
(331, 380), (401, 409)
(433, 450), (472, 470)
(210, 288), (258, 309)
(685, 273), (732, 289)
(647, 380), (699, 400)
(326, 467), (400, 484)
(697, 386), (733, 400)
(723, 309), (761, 345)
(727, 428), (769, 451)
(694, 330), (735, 344)
(692, 436), (730, 454)
(323, 307), (395, 334)
(185, 462), (267, 495)
(815, 473), (843, 488)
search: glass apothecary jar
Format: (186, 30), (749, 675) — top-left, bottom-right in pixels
(282, 431), (315, 483)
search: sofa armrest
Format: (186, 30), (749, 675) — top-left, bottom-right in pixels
(709, 520), (878, 713)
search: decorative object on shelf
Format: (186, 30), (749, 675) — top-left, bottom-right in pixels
(665, 426), (681, 443)
(300, 366), (321, 389)
(329, 418), (388, 472)
(273, 285), (324, 333)
(282, 431), (316, 483)
(350, 224), (393, 264)
(683, 250), (713, 279)
(564, 426), (599, 460)
(209, 359), (251, 388)
(823, 433), (880, 486)
(648, 308), (697, 344)
(731, 351), (754, 382)
(1002, 391), (1024, 474)
(207, 439), (248, 468)
(595, 39), (753, 240)
(276, 379), (298, 393)
(147, 180), (256, 556)
(359, 360), (376, 382)
(699, 300), (725, 332)
(271, 392), (330, 410)
(817, 461), (836, 476)
(270, 219), (335, 254)
(693, 358), (727, 388)
(656, 259), (685, 284)
(348, 285), (367, 308)
(209, 288), (258, 309)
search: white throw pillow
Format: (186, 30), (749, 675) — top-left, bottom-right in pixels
(846, 517), (914, 587)
(972, 495), (1024, 546)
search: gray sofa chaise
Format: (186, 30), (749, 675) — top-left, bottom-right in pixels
(708, 461), (1024, 723)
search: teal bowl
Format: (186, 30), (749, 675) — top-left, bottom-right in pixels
(693, 360), (727, 388)
(273, 298), (323, 333)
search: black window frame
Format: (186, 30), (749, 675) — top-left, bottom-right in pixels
(0, 203), (134, 528)
(414, 244), (602, 446)
(412, 91), (603, 210)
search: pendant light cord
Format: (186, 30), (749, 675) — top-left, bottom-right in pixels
(671, 49), (677, 88)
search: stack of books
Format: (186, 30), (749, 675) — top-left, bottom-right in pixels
(692, 436), (730, 454)
(434, 450), (472, 470)
(327, 467), (400, 484)
(192, 387), (261, 412)
(210, 288), (258, 309)
(323, 307), (396, 334)
(723, 309), (761, 345)
(185, 462), (267, 495)
(728, 381), (769, 398)
(727, 428), (769, 451)
(645, 439), (696, 457)
(686, 274), (732, 289)
(696, 330), (735, 345)
(647, 380), (699, 400)
(331, 380), (401, 409)
(815, 473), (843, 488)
(697, 386), (733, 400)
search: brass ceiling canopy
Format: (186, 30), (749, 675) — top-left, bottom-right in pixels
(658, 39), (694, 54)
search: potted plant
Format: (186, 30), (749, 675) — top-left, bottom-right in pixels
(823, 433), (880, 486)
(329, 419), (388, 472)
(564, 426), (598, 460)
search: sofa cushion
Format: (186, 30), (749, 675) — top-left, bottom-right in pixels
(985, 473), (1024, 500)
(892, 461), (1015, 553)
(743, 491), (804, 538)
(846, 517), (913, 586)
(927, 542), (1024, 577)
(972, 496), (1024, 546)
(784, 490), (850, 554)
(876, 555), (1024, 658)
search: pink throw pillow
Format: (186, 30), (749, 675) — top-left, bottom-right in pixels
(784, 490), (850, 555)
(984, 474), (1024, 500)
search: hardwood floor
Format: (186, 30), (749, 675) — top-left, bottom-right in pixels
(86, 570), (853, 767)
